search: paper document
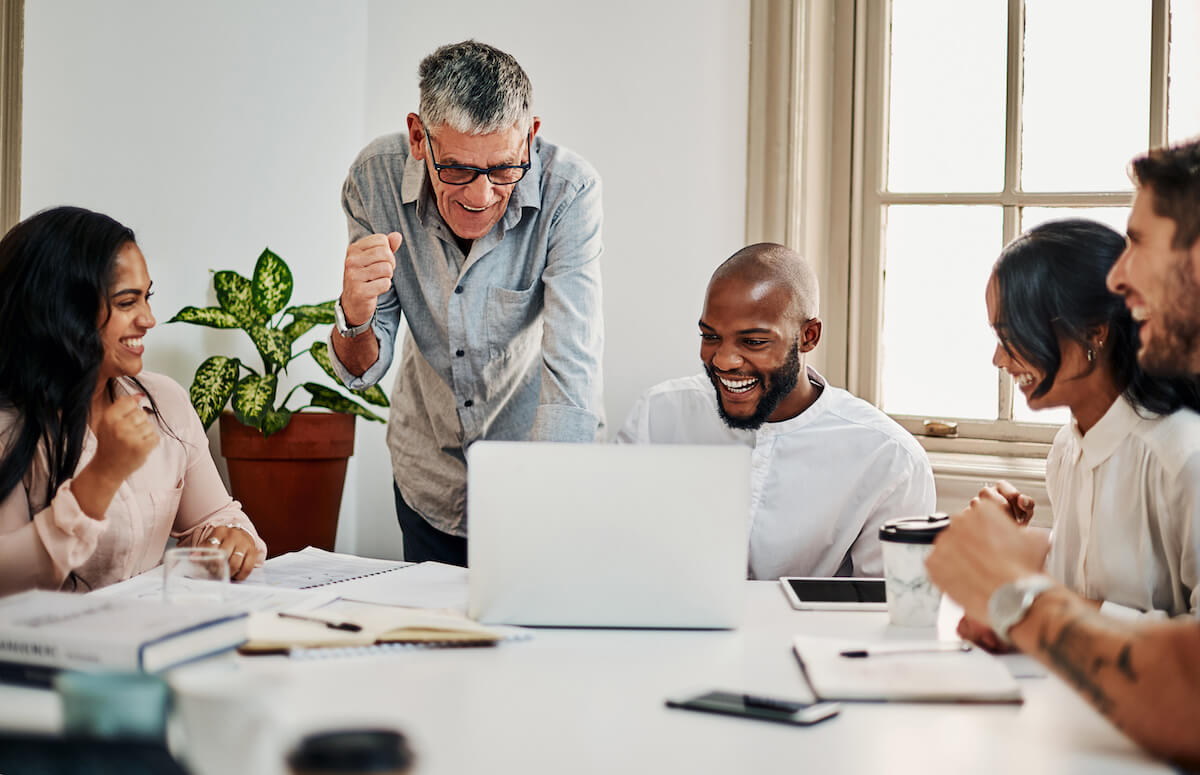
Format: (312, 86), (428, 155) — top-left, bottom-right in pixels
(247, 547), (411, 589)
(793, 635), (1023, 704)
(323, 561), (470, 613)
(92, 567), (335, 613)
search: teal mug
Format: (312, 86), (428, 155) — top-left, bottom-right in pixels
(54, 670), (170, 742)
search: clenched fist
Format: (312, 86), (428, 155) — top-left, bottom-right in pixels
(93, 394), (160, 482)
(341, 232), (401, 328)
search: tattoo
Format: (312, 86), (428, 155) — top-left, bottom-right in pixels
(1036, 600), (1139, 720)
(1116, 642), (1138, 682)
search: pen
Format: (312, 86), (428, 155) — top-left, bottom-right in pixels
(838, 642), (972, 658)
(277, 612), (363, 632)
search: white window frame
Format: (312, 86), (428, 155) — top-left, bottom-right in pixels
(748, 0), (1174, 461)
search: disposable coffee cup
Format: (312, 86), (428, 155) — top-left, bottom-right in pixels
(878, 514), (950, 627)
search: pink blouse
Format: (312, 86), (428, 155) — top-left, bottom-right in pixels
(0, 371), (266, 595)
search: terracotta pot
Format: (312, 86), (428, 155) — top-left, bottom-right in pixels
(219, 412), (355, 558)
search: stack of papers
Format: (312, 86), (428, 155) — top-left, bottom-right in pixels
(793, 636), (1023, 704)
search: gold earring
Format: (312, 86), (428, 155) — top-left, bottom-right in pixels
(1087, 347), (1095, 363)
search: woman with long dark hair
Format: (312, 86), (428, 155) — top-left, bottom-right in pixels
(0, 206), (265, 594)
(980, 218), (1200, 625)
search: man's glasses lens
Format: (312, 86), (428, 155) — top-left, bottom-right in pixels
(437, 166), (528, 186)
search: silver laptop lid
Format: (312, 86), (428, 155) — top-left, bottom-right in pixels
(466, 441), (749, 629)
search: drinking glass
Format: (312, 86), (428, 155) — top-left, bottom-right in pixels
(163, 547), (229, 604)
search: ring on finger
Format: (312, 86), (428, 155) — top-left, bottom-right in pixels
(231, 550), (246, 558)
(207, 537), (221, 546)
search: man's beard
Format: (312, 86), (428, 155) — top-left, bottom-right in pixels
(1139, 256), (1200, 376)
(706, 342), (802, 431)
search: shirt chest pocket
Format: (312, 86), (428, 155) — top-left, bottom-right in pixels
(485, 284), (542, 360)
(147, 482), (185, 525)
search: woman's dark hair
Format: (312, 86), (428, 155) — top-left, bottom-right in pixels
(992, 218), (1200, 416)
(0, 206), (156, 504)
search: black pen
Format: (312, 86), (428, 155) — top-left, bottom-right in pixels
(277, 611), (363, 632)
(839, 642), (972, 658)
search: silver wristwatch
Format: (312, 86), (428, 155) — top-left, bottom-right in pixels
(334, 299), (375, 338)
(988, 574), (1056, 645)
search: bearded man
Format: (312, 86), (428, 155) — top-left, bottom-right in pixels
(616, 243), (935, 579)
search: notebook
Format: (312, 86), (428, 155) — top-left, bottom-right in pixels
(0, 591), (247, 685)
(792, 635), (1023, 704)
(239, 599), (507, 653)
(466, 441), (749, 629)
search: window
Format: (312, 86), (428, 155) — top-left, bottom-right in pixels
(853, 0), (1200, 455)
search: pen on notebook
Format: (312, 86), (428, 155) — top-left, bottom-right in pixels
(838, 642), (972, 658)
(277, 612), (363, 632)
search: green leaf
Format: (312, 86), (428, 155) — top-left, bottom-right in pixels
(304, 382), (386, 422)
(283, 319), (317, 341)
(287, 301), (337, 324)
(252, 248), (293, 318)
(167, 306), (241, 328)
(189, 356), (239, 429)
(245, 325), (292, 371)
(232, 373), (278, 426)
(261, 408), (293, 437)
(213, 271), (263, 326)
(309, 342), (389, 407)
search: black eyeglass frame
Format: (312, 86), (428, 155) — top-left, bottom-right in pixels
(419, 119), (532, 186)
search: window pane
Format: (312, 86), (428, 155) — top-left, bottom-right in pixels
(1012, 207), (1129, 426)
(880, 206), (1001, 419)
(1020, 206), (1131, 235)
(1169, 0), (1200, 143)
(1022, 0), (1150, 192)
(887, 0), (1006, 192)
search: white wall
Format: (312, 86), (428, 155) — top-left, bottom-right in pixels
(22, 0), (749, 559)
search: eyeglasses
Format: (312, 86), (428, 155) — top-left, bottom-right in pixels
(420, 120), (532, 186)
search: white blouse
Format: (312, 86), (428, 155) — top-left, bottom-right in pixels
(1044, 396), (1200, 617)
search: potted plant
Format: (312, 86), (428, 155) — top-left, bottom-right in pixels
(168, 247), (388, 556)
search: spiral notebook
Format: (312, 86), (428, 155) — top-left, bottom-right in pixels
(252, 547), (412, 589)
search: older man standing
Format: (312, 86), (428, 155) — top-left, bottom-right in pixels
(927, 138), (1200, 769)
(617, 243), (935, 579)
(329, 41), (604, 566)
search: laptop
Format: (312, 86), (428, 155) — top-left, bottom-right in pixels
(466, 441), (749, 629)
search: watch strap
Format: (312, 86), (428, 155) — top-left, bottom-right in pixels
(988, 574), (1056, 645)
(335, 299), (375, 338)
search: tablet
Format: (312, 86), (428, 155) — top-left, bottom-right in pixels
(780, 577), (888, 611)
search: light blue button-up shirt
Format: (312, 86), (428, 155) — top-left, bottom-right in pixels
(330, 132), (605, 536)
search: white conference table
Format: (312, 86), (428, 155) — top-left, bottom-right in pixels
(0, 581), (1168, 775)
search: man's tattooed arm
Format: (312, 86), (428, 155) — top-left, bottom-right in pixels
(1008, 587), (1200, 769)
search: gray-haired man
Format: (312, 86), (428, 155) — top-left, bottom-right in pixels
(329, 40), (605, 566)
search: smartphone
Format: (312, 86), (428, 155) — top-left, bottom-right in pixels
(780, 577), (888, 611)
(665, 690), (841, 726)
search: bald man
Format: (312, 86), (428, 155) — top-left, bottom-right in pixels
(616, 243), (935, 579)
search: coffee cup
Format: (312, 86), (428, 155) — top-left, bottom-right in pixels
(878, 514), (950, 627)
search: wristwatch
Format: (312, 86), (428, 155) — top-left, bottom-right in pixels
(988, 574), (1056, 645)
(334, 299), (375, 338)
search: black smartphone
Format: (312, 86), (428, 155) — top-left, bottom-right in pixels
(780, 577), (888, 611)
(665, 690), (841, 726)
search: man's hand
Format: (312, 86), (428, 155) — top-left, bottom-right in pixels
(957, 614), (1011, 653)
(926, 490), (1050, 623)
(341, 232), (401, 328)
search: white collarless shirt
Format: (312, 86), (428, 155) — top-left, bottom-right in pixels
(615, 370), (936, 580)
(1044, 396), (1200, 617)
